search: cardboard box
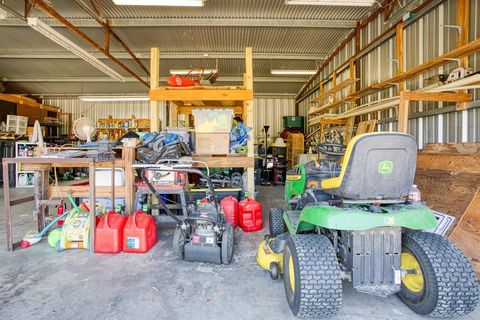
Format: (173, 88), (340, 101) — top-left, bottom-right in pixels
(195, 133), (230, 155)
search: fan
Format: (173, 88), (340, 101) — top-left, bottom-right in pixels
(73, 117), (97, 143)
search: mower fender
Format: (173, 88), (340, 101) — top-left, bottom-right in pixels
(285, 204), (438, 234)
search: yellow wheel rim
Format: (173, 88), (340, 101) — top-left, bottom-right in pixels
(401, 252), (424, 293)
(288, 255), (295, 293)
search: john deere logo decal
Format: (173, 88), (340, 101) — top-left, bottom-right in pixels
(378, 160), (393, 174)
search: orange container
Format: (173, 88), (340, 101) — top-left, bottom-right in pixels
(123, 210), (157, 253)
(95, 211), (127, 254)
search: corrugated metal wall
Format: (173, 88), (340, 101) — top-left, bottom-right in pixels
(44, 97), (295, 139)
(298, 0), (480, 148)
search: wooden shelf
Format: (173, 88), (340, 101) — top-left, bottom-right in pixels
(308, 95), (356, 115)
(309, 78), (359, 104)
(149, 86), (253, 106)
(192, 154), (254, 168)
(308, 117), (346, 127)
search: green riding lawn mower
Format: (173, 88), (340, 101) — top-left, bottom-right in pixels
(256, 132), (479, 318)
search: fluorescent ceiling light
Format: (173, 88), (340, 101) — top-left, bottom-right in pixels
(112, 0), (205, 6)
(285, 0), (374, 6)
(27, 18), (125, 82)
(80, 96), (149, 102)
(271, 70), (317, 75)
(170, 69), (218, 75)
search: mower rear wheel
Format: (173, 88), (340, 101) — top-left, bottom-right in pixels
(172, 226), (186, 260)
(269, 208), (286, 237)
(398, 231), (479, 317)
(221, 223), (234, 264)
(283, 234), (342, 318)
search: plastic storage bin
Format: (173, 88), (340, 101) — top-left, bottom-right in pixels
(95, 168), (125, 187)
(283, 116), (304, 129)
(192, 109), (233, 133)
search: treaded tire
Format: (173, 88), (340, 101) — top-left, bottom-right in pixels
(221, 223), (234, 264)
(269, 208), (286, 237)
(283, 234), (342, 318)
(172, 226), (186, 260)
(398, 231), (479, 317)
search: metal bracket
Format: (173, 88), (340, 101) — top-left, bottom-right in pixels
(442, 58), (462, 67)
(441, 24), (463, 37)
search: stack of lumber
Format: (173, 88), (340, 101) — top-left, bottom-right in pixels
(415, 142), (480, 277)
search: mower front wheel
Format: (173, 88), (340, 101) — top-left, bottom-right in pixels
(283, 234), (342, 318)
(221, 223), (234, 264)
(398, 231), (479, 317)
(269, 208), (286, 237)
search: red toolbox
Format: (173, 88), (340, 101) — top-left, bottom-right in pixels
(123, 210), (157, 253)
(95, 211), (127, 254)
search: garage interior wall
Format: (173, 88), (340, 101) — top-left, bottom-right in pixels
(298, 0), (480, 148)
(44, 97), (295, 139)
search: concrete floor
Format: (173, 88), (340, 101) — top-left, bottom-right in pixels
(1, 186), (479, 320)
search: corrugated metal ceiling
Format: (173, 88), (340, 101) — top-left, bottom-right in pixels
(0, 0), (375, 95)
(2, 0), (371, 20)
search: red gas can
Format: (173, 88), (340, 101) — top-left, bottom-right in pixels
(220, 195), (239, 228)
(95, 211), (127, 254)
(123, 210), (157, 253)
(238, 196), (263, 232)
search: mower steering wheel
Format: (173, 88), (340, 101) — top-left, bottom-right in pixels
(315, 143), (346, 157)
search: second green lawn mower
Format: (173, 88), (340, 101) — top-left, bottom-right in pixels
(257, 132), (479, 318)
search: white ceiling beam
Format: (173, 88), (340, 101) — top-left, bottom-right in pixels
(0, 51), (326, 60)
(5, 76), (308, 83)
(0, 17), (357, 28)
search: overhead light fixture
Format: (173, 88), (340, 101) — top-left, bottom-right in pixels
(285, 0), (374, 6)
(80, 96), (149, 102)
(112, 0), (205, 6)
(27, 18), (125, 82)
(271, 70), (317, 75)
(170, 69), (218, 75)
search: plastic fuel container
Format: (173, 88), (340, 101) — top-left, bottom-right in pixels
(238, 196), (263, 232)
(123, 210), (157, 253)
(220, 195), (239, 228)
(95, 211), (127, 254)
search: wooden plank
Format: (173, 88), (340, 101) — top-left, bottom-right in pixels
(123, 147), (136, 215)
(3, 162), (13, 251)
(308, 95), (356, 115)
(396, 21), (404, 91)
(333, 97), (400, 119)
(244, 47), (255, 196)
(422, 142), (480, 154)
(150, 88), (253, 102)
(449, 189), (480, 277)
(417, 153), (480, 174)
(309, 78), (359, 104)
(48, 186), (126, 198)
(191, 155), (254, 168)
(397, 92), (409, 133)
(150, 47), (160, 131)
(403, 91), (472, 103)
(415, 169), (480, 232)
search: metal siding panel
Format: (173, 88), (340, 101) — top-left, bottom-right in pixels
(253, 98), (295, 139)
